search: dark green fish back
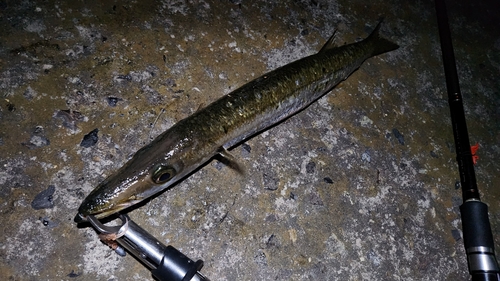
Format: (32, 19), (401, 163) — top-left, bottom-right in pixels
(174, 21), (399, 151)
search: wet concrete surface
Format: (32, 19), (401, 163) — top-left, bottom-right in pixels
(1, 0), (499, 280)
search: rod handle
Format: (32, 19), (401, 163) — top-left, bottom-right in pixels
(460, 200), (500, 277)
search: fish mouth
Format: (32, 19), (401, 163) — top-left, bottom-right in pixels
(74, 199), (142, 223)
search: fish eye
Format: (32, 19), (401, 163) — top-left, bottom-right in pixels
(152, 166), (176, 183)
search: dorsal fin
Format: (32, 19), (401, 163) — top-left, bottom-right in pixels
(319, 30), (337, 53)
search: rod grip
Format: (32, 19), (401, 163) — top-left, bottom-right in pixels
(460, 200), (500, 276)
(461, 201), (495, 249)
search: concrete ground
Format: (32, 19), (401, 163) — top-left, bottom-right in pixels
(1, 0), (499, 280)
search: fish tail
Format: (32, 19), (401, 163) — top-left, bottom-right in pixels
(365, 19), (399, 56)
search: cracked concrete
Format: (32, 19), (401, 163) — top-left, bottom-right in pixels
(1, 0), (499, 280)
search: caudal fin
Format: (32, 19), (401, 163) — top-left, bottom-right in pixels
(366, 19), (399, 56)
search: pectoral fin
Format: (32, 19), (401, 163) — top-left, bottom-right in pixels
(217, 147), (245, 175)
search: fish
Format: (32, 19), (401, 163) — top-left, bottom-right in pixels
(74, 20), (399, 223)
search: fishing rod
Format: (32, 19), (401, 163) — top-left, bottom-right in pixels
(434, 0), (500, 280)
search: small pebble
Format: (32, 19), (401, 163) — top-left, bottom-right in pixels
(451, 229), (461, 241)
(213, 160), (224, 171)
(263, 173), (279, 191)
(323, 177), (333, 184)
(309, 191), (323, 206)
(362, 151), (371, 162)
(306, 161), (316, 173)
(54, 109), (84, 130)
(241, 143), (251, 153)
(392, 128), (405, 145)
(165, 78), (177, 87)
(25, 135), (50, 149)
(39, 216), (59, 228)
(115, 74), (132, 82)
(106, 97), (122, 107)
(22, 126), (50, 149)
(80, 128), (99, 148)
(31, 185), (55, 210)
(67, 270), (81, 278)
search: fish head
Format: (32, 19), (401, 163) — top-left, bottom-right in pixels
(75, 133), (203, 223)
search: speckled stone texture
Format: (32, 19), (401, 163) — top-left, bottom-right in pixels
(0, 0), (499, 280)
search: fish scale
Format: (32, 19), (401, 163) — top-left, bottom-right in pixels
(75, 20), (399, 222)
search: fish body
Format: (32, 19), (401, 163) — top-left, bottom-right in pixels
(75, 21), (398, 222)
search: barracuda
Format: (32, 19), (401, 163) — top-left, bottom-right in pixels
(75, 21), (399, 223)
